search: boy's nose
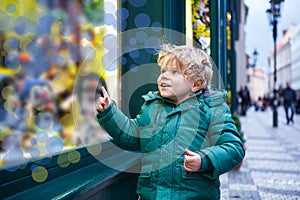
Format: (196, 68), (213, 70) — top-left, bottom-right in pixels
(161, 71), (171, 79)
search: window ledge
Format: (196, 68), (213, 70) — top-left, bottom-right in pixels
(0, 142), (140, 199)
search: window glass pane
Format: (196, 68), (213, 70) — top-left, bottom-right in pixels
(0, 0), (118, 169)
(192, 0), (211, 53)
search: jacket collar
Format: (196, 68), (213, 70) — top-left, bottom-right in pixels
(142, 88), (228, 108)
(142, 89), (206, 104)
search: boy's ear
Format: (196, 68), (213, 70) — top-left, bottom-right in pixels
(191, 79), (203, 92)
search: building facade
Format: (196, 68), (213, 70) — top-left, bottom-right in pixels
(291, 25), (300, 92)
(236, 2), (248, 91)
(247, 66), (266, 102)
(268, 25), (295, 94)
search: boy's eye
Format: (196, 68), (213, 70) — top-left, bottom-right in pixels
(160, 69), (181, 75)
(172, 70), (180, 74)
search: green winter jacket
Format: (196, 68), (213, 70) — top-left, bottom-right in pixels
(96, 89), (245, 200)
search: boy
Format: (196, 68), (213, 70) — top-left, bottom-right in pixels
(96, 44), (245, 199)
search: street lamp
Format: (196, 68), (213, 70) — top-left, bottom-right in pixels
(252, 48), (258, 67)
(266, 0), (284, 128)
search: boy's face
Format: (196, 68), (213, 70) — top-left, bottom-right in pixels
(157, 59), (194, 105)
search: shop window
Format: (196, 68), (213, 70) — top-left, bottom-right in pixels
(192, 0), (211, 54)
(0, 0), (119, 171)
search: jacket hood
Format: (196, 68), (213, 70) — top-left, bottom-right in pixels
(203, 89), (228, 107)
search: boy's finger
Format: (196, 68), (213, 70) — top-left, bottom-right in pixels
(185, 149), (195, 156)
(101, 86), (109, 98)
(95, 102), (104, 112)
(96, 97), (104, 104)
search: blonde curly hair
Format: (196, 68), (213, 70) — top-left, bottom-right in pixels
(157, 43), (213, 89)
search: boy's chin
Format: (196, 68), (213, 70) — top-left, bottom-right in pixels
(161, 94), (176, 102)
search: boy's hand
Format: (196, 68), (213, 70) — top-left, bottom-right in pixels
(95, 86), (111, 112)
(184, 149), (202, 172)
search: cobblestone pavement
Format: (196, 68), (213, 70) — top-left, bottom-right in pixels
(220, 106), (300, 200)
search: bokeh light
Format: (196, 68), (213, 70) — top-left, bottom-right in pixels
(0, 15), (14, 32)
(104, 1), (116, 14)
(5, 52), (21, 70)
(136, 31), (148, 43)
(37, 131), (49, 143)
(3, 134), (20, 151)
(2, 86), (16, 100)
(129, 49), (140, 59)
(57, 153), (70, 168)
(38, 14), (54, 35)
(134, 13), (151, 28)
(67, 151), (81, 163)
(45, 136), (64, 154)
(6, 4), (16, 13)
(14, 16), (31, 35)
(86, 143), (102, 156)
(2, 148), (25, 172)
(6, 37), (19, 49)
(104, 13), (115, 25)
(102, 34), (117, 50)
(31, 165), (48, 183)
(82, 46), (96, 62)
(36, 113), (52, 129)
(128, 0), (147, 7)
(117, 8), (129, 20)
(30, 148), (40, 158)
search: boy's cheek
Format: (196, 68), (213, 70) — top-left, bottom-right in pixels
(157, 76), (162, 84)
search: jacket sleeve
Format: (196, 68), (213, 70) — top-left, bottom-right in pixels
(96, 103), (141, 151)
(198, 102), (245, 179)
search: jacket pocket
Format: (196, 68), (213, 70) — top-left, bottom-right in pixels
(180, 166), (218, 199)
(180, 166), (215, 188)
(139, 171), (152, 178)
(137, 171), (155, 197)
(137, 171), (152, 189)
(181, 166), (204, 180)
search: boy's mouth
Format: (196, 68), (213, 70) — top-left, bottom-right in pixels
(160, 83), (171, 87)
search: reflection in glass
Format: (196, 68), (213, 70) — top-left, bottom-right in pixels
(0, 0), (117, 170)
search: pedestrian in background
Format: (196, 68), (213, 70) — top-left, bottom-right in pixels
(95, 44), (245, 199)
(255, 96), (263, 111)
(282, 82), (297, 125)
(238, 86), (251, 116)
(296, 93), (300, 114)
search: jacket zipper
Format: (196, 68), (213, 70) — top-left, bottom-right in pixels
(152, 112), (160, 135)
(171, 114), (180, 199)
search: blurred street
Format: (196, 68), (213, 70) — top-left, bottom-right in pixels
(221, 106), (300, 199)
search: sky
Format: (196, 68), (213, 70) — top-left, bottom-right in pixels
(244, 0), (300, 70)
